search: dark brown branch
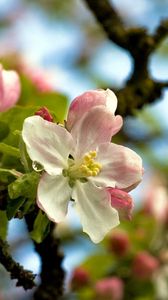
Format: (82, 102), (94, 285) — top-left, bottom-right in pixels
(25, 212), (65, 300)
(0, 238), (36, 290)
(84, 0), (168, 116)
(84, 0), (128, 48)
(33, 228), (64, 300)
(153, 19), (168, 47)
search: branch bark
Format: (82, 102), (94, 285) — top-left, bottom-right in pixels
(0, 238), (36, 290)
(84, 0), (168, 116)
(25, 212), (65, 300)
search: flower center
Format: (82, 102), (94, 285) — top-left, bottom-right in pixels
(63, 151), (102, 183)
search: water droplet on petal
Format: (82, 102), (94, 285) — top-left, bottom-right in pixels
(32, 161), (44, 172)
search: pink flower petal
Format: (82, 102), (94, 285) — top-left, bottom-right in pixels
(37, 173), (71, 222)
(71, 107), (122, 159)
(66, 89), (118, 131)
(22, 116), (74, 175)
(107, 187), (134, 220)
(72, 180), (119, 243)
(0, 65), (21, 112)
(91, 142), (143, 191)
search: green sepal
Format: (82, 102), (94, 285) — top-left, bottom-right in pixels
(8, 171), (40, 200)
(6, 197), (25, 220)
(30, 210), (51, 243)
(0, 168), (20, 184)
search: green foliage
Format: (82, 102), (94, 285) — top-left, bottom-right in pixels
(30, 210), (51, 243)
(82, 253), (113, 281)
(0, 143), (20, 158)
(6, 197), (25, 220)
(8, 172), (40, 200)
(18, 74), (68, 122)
(0, 210), (8, 240)
(77, 288), (95, 300)
(0, 106), (37, 147)
(7, 172), (40, 219)
(0, 168), (19, 184)
(0, 121), (9, 141)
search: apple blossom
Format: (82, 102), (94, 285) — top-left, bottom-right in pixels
(66, 89), (123, 133)
(21, 64), (53, 93)
(144, 177), (168, 223)
(132, 251), (159, 280)
(22, 90), (143, 243)
(70, 267), (90, 290)
(0, 64), (21, 112)
(108, 230), (130, 256)
(95, 277), (124, 300)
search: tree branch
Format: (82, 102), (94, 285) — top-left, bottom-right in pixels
(33, 227), (64, 300)
(0, 238), (36, 290)
(84, 0), (168, 116)
(25, 212), (65, 300)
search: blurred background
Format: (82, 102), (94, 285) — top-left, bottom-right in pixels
(0, 0), (168, 299)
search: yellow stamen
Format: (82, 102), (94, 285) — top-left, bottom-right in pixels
(63, 150), (102, 181)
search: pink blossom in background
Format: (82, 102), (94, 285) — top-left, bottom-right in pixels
(144, 176), (168, 223)
(22, 89), (143, 243)
(108, 230), (130, 256)
(132, 251), (160, 280)
(95, 277), (124, 300)
(70, 267), (90, 290)
(66, 89), (123, 133)
(21, 64), (53, 93)
(0, 64), (21, 112)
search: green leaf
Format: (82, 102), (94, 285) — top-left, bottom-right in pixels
(77, 288), (95, 300)
(30, 210), (50, 243)
(0, 121), (9, 141)
(0, 210), (8, 240)
(6, 197), (25, 220)
(8, 171), (40, 200)
(82, 254), (113, 281)
(18, 75), (68, 122)
(0, 106), (38, 147)
(0, 143), (20, 158)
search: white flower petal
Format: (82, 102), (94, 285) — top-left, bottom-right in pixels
(37, 173), (71, 222)
(72, 181), (119, 243)
(22, 116), (74, 175)
(71, 106), (120, 159)
(90, 143), (143, 191)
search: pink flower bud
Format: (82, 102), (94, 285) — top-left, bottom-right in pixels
(66, 89), (123, 132)
(132, 251), (159, 280)
(70, 267), (90, 290)
(108, 231), (130, 256)
(95, 277), (124, 300)
(0, 64), (21, 112)
(35, 107), (53, 122)
(107, 188), (133, 221)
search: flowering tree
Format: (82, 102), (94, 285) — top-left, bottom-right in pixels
(0, 1), (168, 300)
